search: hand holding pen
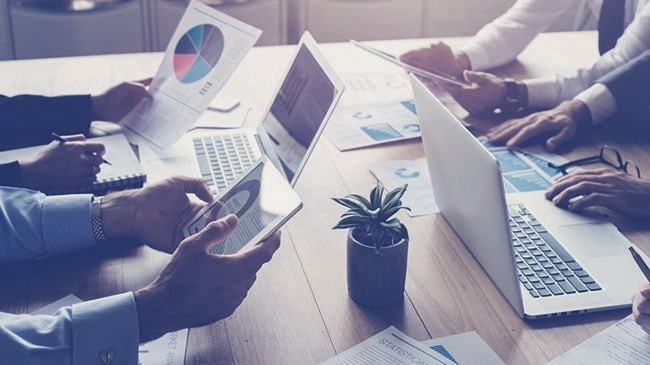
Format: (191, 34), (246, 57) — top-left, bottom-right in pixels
(51, 133), (111, 166)
(18, 133), (108, 190)
(629, 246), (650, 334)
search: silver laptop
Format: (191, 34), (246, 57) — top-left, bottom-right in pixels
(142, 31), (344, 191)
(410, 74), (646, 319)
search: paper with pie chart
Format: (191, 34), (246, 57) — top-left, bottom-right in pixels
(122, 0), (261, 151)
(370, 157), (438, 217)
(327, 100), (421, 151)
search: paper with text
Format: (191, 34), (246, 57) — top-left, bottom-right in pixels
(320, 326), (455, 365)
(122, 0), (261, 151)
(328, 100), (420, 151)
(371, 157), (438, 217)
(548, 315), (650, 365)
(341, 73), (453, 107)
(421, 332), (505, 365)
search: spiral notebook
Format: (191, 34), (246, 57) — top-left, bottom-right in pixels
(0, 133), (146, 195)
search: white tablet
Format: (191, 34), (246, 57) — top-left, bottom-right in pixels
(183, 156), (303, 255)
(351, 39), (470, 88)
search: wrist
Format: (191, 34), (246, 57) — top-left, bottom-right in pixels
(454, 51), (471, 76)
(18, 160), (39, 190)
(133, 287), (172, 343)
(564, 99), (593, 131)
(90, 95), (104, 121)
(101, 191), (137, 239)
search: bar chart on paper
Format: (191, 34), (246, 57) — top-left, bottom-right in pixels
(174, 24), (225, 84)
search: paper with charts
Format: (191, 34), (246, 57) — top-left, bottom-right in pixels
(121, 0), (261, 151)
(32, 294), (189, 365)
(320, 326), (455, 365)
(328, 100), (421, 151)
(548, 315), (650, 365)
(421, 331), (505, 365)
(370, 157), (438, 217)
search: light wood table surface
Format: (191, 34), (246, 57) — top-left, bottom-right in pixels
(1, 31), (650, 365)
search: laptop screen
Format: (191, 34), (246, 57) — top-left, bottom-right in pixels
(259, 43), (336, 182)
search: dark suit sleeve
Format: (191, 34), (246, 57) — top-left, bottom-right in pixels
(0, 161), (24, 187)
(0, 94), (92, 150)
(597, 50), (650, 121)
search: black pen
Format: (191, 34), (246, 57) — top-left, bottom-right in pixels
(51, 132), (112, 166)
(629, 246), (650, 281)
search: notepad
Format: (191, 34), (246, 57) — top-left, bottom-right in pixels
(0, 133), (146, 195)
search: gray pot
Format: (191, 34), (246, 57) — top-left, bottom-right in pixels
(346, 229), (409, 306)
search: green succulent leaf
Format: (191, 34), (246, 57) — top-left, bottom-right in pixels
(369, 184), (384, 209)
(382, 184), (408, 211)
(332, 215), (372, 230)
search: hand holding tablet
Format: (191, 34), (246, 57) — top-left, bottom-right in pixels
(183, 157), (303, 255)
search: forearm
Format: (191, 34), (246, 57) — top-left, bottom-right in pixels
(0, 293), (139, 365)
(459, 0), (569, 70)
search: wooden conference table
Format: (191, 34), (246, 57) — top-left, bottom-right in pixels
(2, 32), (650, 364)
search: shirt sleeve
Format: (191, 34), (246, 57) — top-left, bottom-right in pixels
(458, 0), (570, 70)
(0, 94), (92, 150)
(0, 187), (95, 263)
(524, 4), (650, 108)
(0, 293), (139, 365)
(574, 83), (618, 125)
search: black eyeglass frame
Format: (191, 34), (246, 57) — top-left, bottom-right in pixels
(547, 145), (641, 178)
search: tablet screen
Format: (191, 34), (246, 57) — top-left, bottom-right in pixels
(184, 158), (303, 255)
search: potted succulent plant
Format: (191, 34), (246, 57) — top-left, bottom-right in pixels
(332, 183), (410, 306)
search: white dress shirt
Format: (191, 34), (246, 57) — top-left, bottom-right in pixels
(458, 0), (650, 123)
(0, 187), (139, 364)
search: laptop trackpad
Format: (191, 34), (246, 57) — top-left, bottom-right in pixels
(557, 223), (624, 258)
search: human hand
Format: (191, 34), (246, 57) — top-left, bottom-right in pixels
(445, 70), (506, 115)
(545, 168), (650, 218)
(487, 99), (591, 151)
(633, 283), (650, 334)
(101, 176), (214, 253)
(19, 134), (105, 190)
(91, 78), (152, 122)
(399, 42), (470, 78)
(133, 215), (281, 342)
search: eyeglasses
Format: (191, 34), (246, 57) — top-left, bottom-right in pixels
(547, 145), (641, 178)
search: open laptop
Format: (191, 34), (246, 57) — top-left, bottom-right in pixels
(141, 31), (344, 191)
(410, 74), (646, 319)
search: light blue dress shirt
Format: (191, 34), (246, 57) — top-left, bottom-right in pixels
(0, 187), (139, 364)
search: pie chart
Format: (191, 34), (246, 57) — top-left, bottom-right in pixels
(173, 24), (224, 84)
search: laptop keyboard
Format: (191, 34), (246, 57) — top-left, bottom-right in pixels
(193, 133), (259, 192)
(509, 204), (602, 298)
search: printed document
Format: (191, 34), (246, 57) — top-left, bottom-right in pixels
(341, 73), (453, 107)
(421, 332), (505, 365)
(370, 157), (438, 217)
(328, 100), (420, 151)
(121, 0), (261, 151)
(479, 138), (566, 193)
(32, 295), (189, 365)
(320, 326), (455, 365)
(548, 315), (650, 365)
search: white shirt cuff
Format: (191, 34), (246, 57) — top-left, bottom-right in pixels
(573, 83), (618, 125)
(523, 77), (560, 109)
(72, 292), (139, 365)
(459, 43), (491, 71)
(41, 194), (95, 256)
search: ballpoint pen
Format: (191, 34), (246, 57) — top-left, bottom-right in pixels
(629, 246), (650, 281)
(51, 132), (112, 166)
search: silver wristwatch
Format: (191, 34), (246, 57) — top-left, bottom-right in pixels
(91, 196), (108, 244)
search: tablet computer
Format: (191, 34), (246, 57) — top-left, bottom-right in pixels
(350, 39), (470, 88)
(183, 156), (303, 255)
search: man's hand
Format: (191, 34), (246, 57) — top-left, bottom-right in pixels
(633, 283), (650, 334)
(487, 99), (592, 151)
(19, 134), (105, 190)
(545, 168), (650, 218)
(133, 215), (282, 342)
(445, 70), (506, 115)
(101, 176), (214, 253)
(399, 42), (470, 78)
(91, 78), (152, 122)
